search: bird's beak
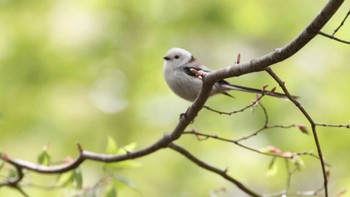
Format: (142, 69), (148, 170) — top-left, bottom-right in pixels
(163, 56), (171, 61)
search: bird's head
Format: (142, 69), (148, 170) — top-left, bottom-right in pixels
(163, 48), (194, 68)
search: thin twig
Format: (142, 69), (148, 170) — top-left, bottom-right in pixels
(318, 31), (350, 44)
(235, 102), (295, 142)
(168, 143), (261, 197)
(316, 123), (350, 129)
(183, 130), (329, 166)
(13, 186), (29, 197)
(332, 9), (350, 36)
(265, 67), (329, 196)
(204, 93), (263, 115)
(184, 129), (279, 157)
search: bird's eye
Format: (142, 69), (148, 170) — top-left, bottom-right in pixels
(174, 55), (179, 59)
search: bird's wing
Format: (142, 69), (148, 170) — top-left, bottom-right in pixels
(183, 57), (212, 77)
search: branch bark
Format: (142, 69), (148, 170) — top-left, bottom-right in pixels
(168, 143), (261, 197)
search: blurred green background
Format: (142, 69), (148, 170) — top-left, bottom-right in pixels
(1, 0), (350, 196)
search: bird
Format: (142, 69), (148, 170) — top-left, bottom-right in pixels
(163, 47), (295, 101)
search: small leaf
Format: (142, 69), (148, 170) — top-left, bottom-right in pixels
(37, 145), (51, 166)
(56, 170), (75, 187)
(106, 136), (118, 155)
(104, 160), (141, 171)
(114, 175), (139, 190)
(117, 143), (137, 155)
(73, 168), (83, 189)
(0, 161), (4, 171)
(8, 169), (17, 178)
(104, 142), (140, 171)
(266, 157), (278, 177)
(105, 182), (118, 197)
(291, 156), (305, 171)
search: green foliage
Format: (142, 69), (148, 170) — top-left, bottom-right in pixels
(291, 156), (305, 171)
(0, 161), (4, 171)
(37, 145), (51, 166)
(105, 184), (117, 197)
(106, 136), (118, 155)
(8, 168), (18, 179)
(104, 137), (140, 171)
(104, 175), (141, 197)
(266, 157), (278, 177)
(102, 137), (141, 196)
(56, 168), (83, 189)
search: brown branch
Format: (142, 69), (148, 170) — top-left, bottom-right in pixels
(234, 102), (297, 142)
(318, 9), (350, 44)
(318, 31), (350, 44)
(203, 93), (264, 115)
(332, 9), (350, 36)
(265, 67), (329, 196)
(184, 129), (278, 157)
(0, 164), (28, 196)
(168, 143), (261, 197)
(0, 0), (342, 174)
(202, 0), (344, 84)
(0, 0), (345, 196)
(183, 129), (329, 167)
(0, 165), (23, 187)
(203, 96), (305, 142)
(316, 123), (350, 129)
(235, 103), (269, 142)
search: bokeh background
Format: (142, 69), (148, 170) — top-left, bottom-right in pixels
(1, 0), (350, 196)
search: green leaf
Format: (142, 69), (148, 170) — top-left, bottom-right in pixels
(104, 142), (140, 171)
(292, 156), (305, 171)
(37, 146), (51, 166)
(106, 136), (118, 155)
(0, 161), (4, 171)
(105, 182), (118, 197)
(56, 168), (83, 189)
(104, 160), (141, 171)
(114, 175), (139, 190)
(74, 168), (83, 189)
(56, 170), (75, 187)
(117, 143), (136, 155)
(8, 169), (17, 178)
(266, 157), (278, 177)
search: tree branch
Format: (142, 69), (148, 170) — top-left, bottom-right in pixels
(0, 0), (345, 196)
(1, 0), (342, 173)
(332, 9), (350, 36)
(200, 0), (344, 85)
(265, 67), (329, 196)
(168, 143), (261, 197)
(318, 31), (350, 44)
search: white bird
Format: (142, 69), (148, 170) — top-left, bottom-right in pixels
(163, 47), (294, 101)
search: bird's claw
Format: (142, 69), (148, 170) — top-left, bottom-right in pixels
(190, 68), (206, 80)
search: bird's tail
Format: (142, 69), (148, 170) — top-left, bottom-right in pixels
(221, 83), (298, 99)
